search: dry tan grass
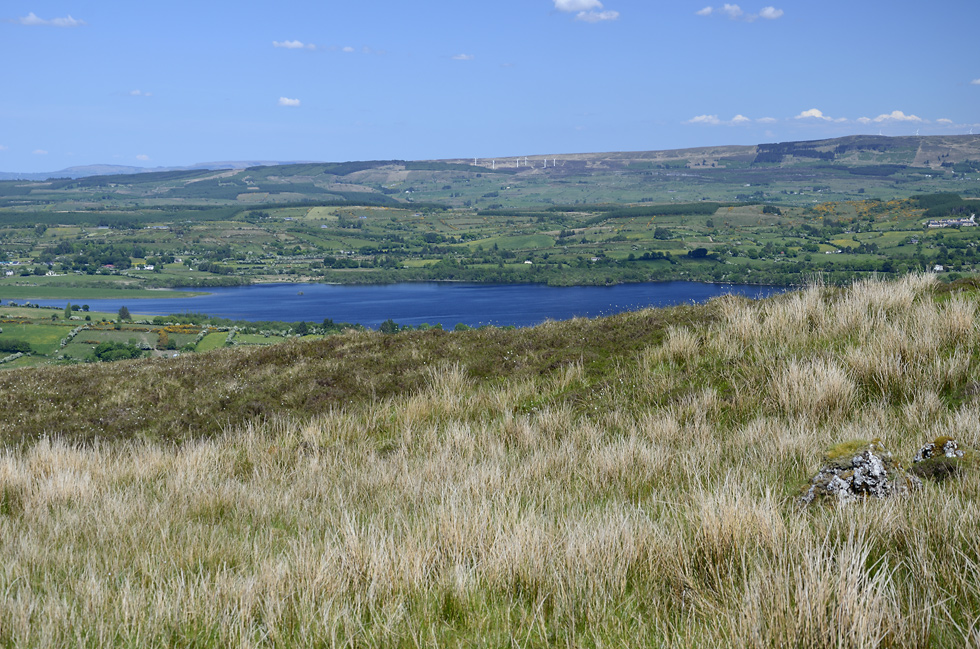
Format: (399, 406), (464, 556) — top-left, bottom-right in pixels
(1, 276), (979, 646)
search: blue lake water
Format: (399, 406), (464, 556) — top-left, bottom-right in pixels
(11, 281), (786, 329)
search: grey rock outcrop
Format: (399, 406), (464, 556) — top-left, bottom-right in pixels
(801, 441), (921, 506)
(910, 437), (968, 482)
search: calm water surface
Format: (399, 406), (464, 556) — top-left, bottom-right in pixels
(15, 281), (785, 329)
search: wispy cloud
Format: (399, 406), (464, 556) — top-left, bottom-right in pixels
(686, 113), (760, 126)
(452, 53), (475, 61)
(273, 40), (316, 50)
(756, 117), (777, 123)
(937, 118), (954, 124)
(554, 0), (619, 22)
(554, 0), (602, 10)
(129, 90), (152, 97)
(341, 46), (355, 53)
(686, 114), (722, 125)
(971, 79), (980, 86)
(14, 12), (85, 27)
(576, 10), (619, 22)
(720, 4), (743, 19)
(696, 4), (783, 21)
(278, 97), (301, 107)
(136, 154), (150, 161)
(33, 149), (48, 155)
(0, 145), (7, 151)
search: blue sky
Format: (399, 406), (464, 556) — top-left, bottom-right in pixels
(1, 0), (977, 172)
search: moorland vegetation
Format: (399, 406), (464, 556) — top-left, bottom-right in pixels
(0, 274), (979, 646)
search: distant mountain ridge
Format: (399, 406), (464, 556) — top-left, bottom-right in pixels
(3, 134), (980, 182)
(0, 161), (319, 181)
(444, 134), (980, 170)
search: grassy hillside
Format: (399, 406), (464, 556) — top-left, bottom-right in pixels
(1, 275), (980, 646)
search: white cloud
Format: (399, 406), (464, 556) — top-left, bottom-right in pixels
(554, 0), (603, 11)
(696, 5), (783, 21)
(686, 114), (722, 125)
(872, 110), (922, 123)
(971, 79), (980, 85)
(136, 154), (150, 161)
(278, 97), (301, 107)
(688, 114), (757, 126)
(452, 53), (475, 61)
(129, 89), (152, 97)
(342, 46), (355, 53)
(720, 4), (743, 19)
(0, 145), (7, 151)
(576, 10), (619, 21)
(795, 108), (832, 121)
(554, 0), (619, 22)
(273, 40), (315, 50)
(33, 149), (48, 155)
(938, 118), (954, 124)
(856, 117), (872, 124)
(51, 15), (84, 27)
(16, 12), (85, 27)
(756, 116), (777, 123)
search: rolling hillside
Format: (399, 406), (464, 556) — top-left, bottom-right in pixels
(0, 276), (979, 646)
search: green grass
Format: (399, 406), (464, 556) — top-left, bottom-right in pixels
(0, 320), (73, 354)
(195, 331), (228, 352)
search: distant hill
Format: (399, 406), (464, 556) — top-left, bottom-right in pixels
(4, 135), (980, 182)
(0, 160), (319, 181)
(443, 134), (980, 170)
(3, 135), (979, 210)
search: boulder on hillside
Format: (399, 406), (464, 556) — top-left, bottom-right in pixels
(910, 436), (969, 483)
(801, 440), (921, 506)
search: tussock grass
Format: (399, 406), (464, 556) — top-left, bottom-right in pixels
(1, 276), (980, 646)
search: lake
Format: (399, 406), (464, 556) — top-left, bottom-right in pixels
(12, 281), (786, 328)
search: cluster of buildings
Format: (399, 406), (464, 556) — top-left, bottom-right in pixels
(926, 214), (976, 228)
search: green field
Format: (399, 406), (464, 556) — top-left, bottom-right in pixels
(0, 283), (203, 300)
(195, 331), (229, 352)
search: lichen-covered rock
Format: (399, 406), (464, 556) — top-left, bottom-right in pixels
(911, 437), (969, 483)
(912, 436), (964, 463)
(801, 440), (921, 506)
